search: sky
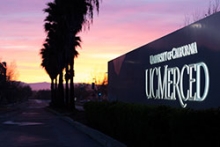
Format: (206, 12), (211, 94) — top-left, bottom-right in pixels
(0, 0), (209, 84)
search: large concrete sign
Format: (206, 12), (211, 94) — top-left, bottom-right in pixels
(108, 12), (220, 109)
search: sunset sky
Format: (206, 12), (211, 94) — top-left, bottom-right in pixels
(0, 0), (209, 84)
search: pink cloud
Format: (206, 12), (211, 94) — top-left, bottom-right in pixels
(0, 0), (212, 83)
(0, 0), (50, 14)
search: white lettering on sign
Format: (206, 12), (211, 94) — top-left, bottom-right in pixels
(150, 42), (198, 65)
(146, 42), (210, 108)
(145, 62), (210, 108)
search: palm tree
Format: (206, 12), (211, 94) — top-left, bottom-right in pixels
(40, 43), (59, 106)
(41, 0), (101, 110)
(65, 36), (81, 108)
(42, 1), (66, 107)
(61, 0), (100, 110)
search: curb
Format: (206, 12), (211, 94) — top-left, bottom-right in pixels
(46, 108), (127, 147)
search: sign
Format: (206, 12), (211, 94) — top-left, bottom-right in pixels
(108, 12), (220, 109)
(145, 42), (209, 108)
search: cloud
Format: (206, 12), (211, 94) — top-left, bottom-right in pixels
(0, 0), (211, 83)
(0, 0), (50, 14)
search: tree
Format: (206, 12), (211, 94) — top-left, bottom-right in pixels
(42, 2), (66, 108)
(184, 0), (220, 26)
(59, 0), (101, 110)
(6, 61), (19, 81)
(41, 0), (101, 110)
(205, 0), (220, 16)
(65, 36), (80, 108)
(0, 61), (19, 82)
(40, 42), (60, 107)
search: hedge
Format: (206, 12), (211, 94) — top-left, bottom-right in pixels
(84, 101), (220, 147)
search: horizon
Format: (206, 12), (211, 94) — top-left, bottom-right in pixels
(27, 81), (97, 91)
(0, 0), (209, 83)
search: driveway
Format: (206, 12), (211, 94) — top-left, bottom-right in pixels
(0, 99), (103, 147)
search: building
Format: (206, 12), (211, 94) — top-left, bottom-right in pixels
(0, 62), (6, 83)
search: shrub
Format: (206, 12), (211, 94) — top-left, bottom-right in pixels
(84, 101), (220, 147)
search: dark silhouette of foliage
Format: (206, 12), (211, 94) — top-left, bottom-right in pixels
(0, 62), (32, 105)
(33, 90), (51, 100)
(40, 0), (101, 110)
(184, 0), (220, 26)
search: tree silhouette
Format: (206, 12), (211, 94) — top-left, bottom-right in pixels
(0, 61), (32, 104)
(40, 42), (60, 106)
(41, 0), (100, 110)
(184, 0), (220, 26)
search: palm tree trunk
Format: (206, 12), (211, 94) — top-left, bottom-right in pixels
(55, 77), (57, 90)
(65, 64), (69, 107)
(70, 57), (75, 111)
(50, 78), (55, 107)
(58, 71), (65, 108)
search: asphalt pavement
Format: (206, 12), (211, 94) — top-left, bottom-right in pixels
(0, 99), (104, 147)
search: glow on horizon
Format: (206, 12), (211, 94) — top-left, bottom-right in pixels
(0, 0), (208, 83)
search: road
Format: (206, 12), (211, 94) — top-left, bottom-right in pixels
(0, 99), (103, 147)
